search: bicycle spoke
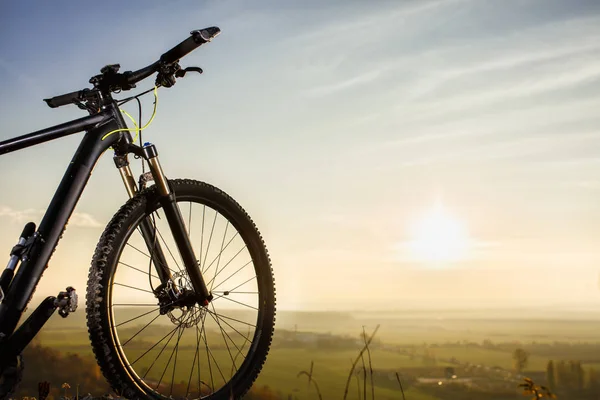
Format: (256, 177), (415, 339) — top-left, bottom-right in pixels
(199, 312), (216, 393)
(212, 271), (254, 293)
(113, 282), (154, 295)
(206, 308), (253, 346)
(142, 325), (181, 378)
(212, 291), (258, 295)
(126, 240), (177, 276)
(201, 325), (228, 385)
(146, 215), (163, 293)
(199, 205), (205, 271)
(228, 275), (257, 293)
(209, 303), (244, 372)
(205, 310), (256, 328)
(121, 313), (161, 346)
(209, 222), (229, 292)
(214, 296), (259, 311)
(170, 322), (183, 397)
(208, 303), (238, 376)
(119, 261), (159, 280)
(203, 230), (239, 276)
(126, 242), (152, 259)
(156, 226), (183, 273)
(229, 326), (252, 378)
(201, 211), (217, 273)
(207, 245), (246, 289)
(131, 324), (180, 366)
(204, 309), (234, 389)
(186, 308), (203, 398)
(156, 324), (186, 390)
(114, 299), (178, 327)
(197, 311), (204, 396)
(116, 308), (158, 328)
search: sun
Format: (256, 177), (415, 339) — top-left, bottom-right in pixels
(408, 201), (470, 264)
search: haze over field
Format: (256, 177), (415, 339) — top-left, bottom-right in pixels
(22, 308), (600, 399)
(1, 0), (600, 312)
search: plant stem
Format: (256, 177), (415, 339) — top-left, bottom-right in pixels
(343, 324), (380, 400)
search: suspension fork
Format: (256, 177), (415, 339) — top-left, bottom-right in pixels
(115, 145), (212, 304)
(114, 155), (173, 286)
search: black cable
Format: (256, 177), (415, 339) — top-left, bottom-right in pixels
(148, 213), (158, 293)
(135, 96), (146, 175)
(116, 87), (155, 106)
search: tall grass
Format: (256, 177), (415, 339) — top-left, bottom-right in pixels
(297, 324), (407, 400)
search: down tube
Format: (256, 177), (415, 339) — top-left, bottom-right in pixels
(0, 122), (122, 336)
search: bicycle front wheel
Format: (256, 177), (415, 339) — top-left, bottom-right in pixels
(86, 179), (276, 400)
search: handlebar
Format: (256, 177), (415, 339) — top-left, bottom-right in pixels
(159, 27), (220, 65)
(43, 27), (221, 109)
(44, 88), (96, 108)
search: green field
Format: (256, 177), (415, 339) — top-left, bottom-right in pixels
(25, 308), (600, 399)
(255, 348), (440, 400)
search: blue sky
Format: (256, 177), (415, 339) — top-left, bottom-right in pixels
(1, 0), (600, 310)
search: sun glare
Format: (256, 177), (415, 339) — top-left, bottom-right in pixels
(408, 202), (470, 264)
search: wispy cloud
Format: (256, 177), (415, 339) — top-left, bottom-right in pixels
(385, 17), (600, 119)
(302, 69), (383, 97)
(287, 0), (467, 46)
(348, 92), (600, 161)
(0, 58), (44, 99)
(401, 15), (600, 97)
(375, 129), (600, 169)
(0, 205), (103, 228)
(403, 61), (600, 117)
(292, 0), (471, 96)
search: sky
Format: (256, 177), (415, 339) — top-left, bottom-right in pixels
(1, 0), (600, 311)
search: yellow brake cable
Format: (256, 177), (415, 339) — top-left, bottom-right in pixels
(101, 86), (159, 142)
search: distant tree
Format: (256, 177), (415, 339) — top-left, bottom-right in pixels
(482, 339), (494, 348)
(16, 343), (110, 399)
(570, 360), (584, 390)
(555, 360), (568, 389)
(587, 367), (600, 394)
(512, 348), (529, 374)
(423, 348), (437, 366)
(554, 360), (585, 391)
(546, 360), (555, 391)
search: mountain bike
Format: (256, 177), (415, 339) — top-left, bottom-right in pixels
(0, 27), (276, 400)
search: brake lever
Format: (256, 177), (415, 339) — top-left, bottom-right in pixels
(175, 66), (203, 78)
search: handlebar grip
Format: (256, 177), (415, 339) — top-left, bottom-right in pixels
(159, 27), (221, 65)
(43, 90), (84, 108)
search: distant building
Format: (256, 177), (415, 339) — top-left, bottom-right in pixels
(417, 377), (473, 386)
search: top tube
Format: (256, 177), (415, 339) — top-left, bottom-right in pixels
(0, 112), (108, 156)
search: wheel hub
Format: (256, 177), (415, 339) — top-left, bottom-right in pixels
(166, 303), (206, 328)
(155, 271), (208, 327)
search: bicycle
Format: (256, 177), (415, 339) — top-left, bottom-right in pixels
(0, 27), (276, 400)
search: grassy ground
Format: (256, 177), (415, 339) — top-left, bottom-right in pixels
(248, 348), (440, 400)
(28, 309), (600, 399)
(411, 346), (548, 370)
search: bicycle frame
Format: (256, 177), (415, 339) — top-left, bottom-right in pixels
(0, 99), (210, 359)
